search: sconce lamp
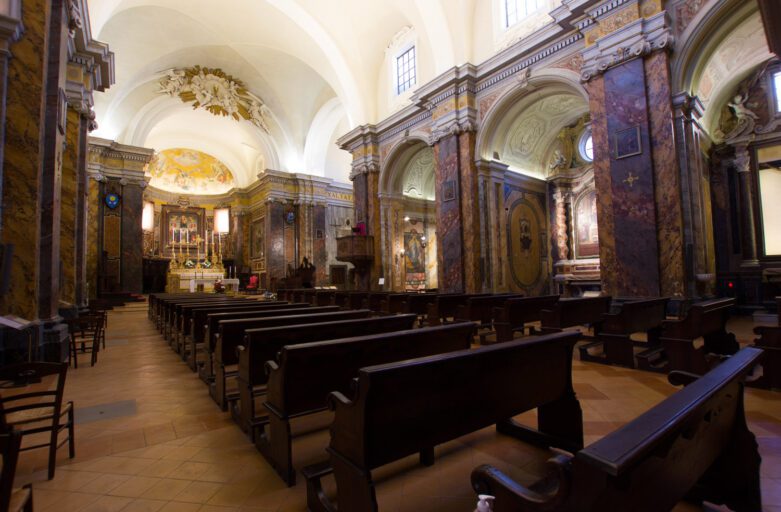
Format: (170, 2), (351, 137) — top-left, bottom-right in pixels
(141, 202), (154, 232)
(420, 235), (427, 248)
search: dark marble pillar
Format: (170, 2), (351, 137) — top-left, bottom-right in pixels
(458, 130), (482, 293)
(266, 201), (286, 286)
(734, 145), (759, 265)
(120, 181), (144, 293)
(231, 212), (245, 268)
(313, 204), (327, 285)
(74, 114), (89, 309)
(350, 168), (381, 291)
(587, 58), (661, 297)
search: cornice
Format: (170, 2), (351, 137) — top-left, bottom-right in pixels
(0, 1), (23, 54)
(580, 10), (673, 81)
(88, 137), (155, 163)
(67, 0), (114, 92)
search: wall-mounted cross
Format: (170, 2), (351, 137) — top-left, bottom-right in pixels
(623, 172), (639, 188)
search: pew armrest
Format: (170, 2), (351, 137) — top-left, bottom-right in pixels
(471, 455), (572, 512)
(668, 371), (700, 387)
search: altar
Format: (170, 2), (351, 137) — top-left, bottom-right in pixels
(166, 271), (225, 292)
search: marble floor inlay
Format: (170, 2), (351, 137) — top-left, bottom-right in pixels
(75, 400), (139, 425)
(10, 303), (781, 512)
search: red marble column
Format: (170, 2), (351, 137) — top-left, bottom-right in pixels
(587, 58), (661, 297)
(432, 131), (482, 293)
(350, 169), (382, 291)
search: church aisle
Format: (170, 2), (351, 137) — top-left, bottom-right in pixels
(10, 304), (781, 512)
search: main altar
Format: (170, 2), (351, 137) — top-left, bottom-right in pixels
(164, 231), (230, 293)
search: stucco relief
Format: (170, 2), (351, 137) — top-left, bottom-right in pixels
(402, 147), (435, 200)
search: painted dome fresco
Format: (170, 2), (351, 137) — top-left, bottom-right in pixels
(147, 148), (236, 195)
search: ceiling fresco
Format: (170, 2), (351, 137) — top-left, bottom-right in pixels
(147, 148), (236, 195)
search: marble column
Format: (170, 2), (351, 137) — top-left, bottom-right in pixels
(231, 211), (245, 268)
(266, 201), (286, 285)
(734, 144), (760, 266)
(59, 107), (81, 308)
(75, 113), (90, 309)
(351, 167), (382, 291)
(86, 175), (101, 300)
(313, 204), (327, 285)
(120, 180), (145, 293)
(0, 3), (22, 239)
(433, 134), (465, 293)
(458, 130), (482, 293)
(476, 159), (507, 292)
(586, 58), (661, 297)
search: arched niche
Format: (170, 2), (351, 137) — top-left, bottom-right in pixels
(380, 139), (438, 291)
(477, 72), (596, 296)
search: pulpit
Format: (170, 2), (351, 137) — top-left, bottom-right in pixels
(336, 235), (374, 290)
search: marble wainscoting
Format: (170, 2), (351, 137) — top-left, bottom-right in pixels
(645, 51), (686, 298)
(434, 133), (465, 293)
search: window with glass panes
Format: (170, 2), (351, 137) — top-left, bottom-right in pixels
(504, 0), (545, 28)
(396, 46), (416, 95)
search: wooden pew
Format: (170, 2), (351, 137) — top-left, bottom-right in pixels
(303, 331), (583, 512)
(257, 321), (474, 485)
(637, 297), (738, 374)
(539, 296), (612, 337)
(455, 294), (525, 342)
(492, 295), (560, 342)
(362, 292), (389, 313)
(578, 297), (669, 368)
(345, 292), (369, 310)
(377, 293), (409, 315)
(331, 291), (350, 309)
(471, 346), (763, 512)
(234, 314), (418, 439)
(750, 325), (780, 390)
(166, 297), (249, 342)
(198, 305), (312, 383)
(313, 290), (337, 306)
(175, 300), (277, 355)
(426, 293), (490, 326)
(149, 292), (209, 322)
(157, 295), (218, 334)
(185, 302), (298, 371)
(211, 309), (370, 410)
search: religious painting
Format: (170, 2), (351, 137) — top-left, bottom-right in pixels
(147, 148), (236, 195)
(574, 190), (600, 258)
(442, 180), (456, 202)
(251, 218), (265, 259)
(161, 205), (205, 248)
(404, 229), (426, 287)
(614, 125), (642, 159)
(507, 198), (543, 289)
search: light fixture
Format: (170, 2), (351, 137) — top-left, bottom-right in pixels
(404, 216), (410, 222)
(141, 202), (154, 231)
(214, 208), (230, 234)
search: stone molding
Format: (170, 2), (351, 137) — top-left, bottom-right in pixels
(580, 10), (673, 81)
(0, 0), (23, 55)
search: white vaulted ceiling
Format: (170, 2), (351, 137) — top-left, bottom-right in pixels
(87, 0), (573, 189)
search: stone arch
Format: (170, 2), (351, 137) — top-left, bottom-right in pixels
(476, 69), (589, 178)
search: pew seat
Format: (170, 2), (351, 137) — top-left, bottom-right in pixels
(471, 347), (763, 512)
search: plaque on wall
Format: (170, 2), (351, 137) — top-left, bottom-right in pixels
(442, 180), (456, 202)
(614, 125), (642, 159)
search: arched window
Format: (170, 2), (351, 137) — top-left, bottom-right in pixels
(578, 127), (594, 163)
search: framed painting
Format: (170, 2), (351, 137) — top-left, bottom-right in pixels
(574, 190), (600, 258)
(251, 218), (265, 259)
(614, 125), (642, 159)
(161, 205), (205, 248)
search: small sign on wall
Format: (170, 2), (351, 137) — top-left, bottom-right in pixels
(442, 180), (456, 202)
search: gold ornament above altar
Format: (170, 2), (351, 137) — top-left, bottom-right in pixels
(159, 66), (270, 132)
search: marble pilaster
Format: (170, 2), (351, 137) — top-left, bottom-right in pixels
(458, 130), (482, 293)
(734, 144), (760, 266)
(433, 134), (465, 293)
(120, 181), (144, 293)
(59, 107), (81, 306)
(0, 1), (22, 239)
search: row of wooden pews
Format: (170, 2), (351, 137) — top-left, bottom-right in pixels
(148, 290), (768, 512)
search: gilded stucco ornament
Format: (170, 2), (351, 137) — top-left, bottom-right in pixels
(159, 66), (271, 133)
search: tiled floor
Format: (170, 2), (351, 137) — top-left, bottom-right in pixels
(11, 303), (781, 511)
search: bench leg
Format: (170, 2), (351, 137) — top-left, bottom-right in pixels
(603, 334), (635, 368)
(212, 365), (228, 411)
(497, 391), (583, 453)
(329, 449), (378, 512)
(257, 414), (296, 486)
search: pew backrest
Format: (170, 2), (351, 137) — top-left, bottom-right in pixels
(601, 297), (669, 334)
(541, 296), (612, 330)
(661, 297), (735, 340)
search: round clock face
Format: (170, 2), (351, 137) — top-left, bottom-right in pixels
(105, 193), (120, 209)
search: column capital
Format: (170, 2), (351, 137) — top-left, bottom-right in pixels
(580, 11), (673, 82)
(0, 2), (23, 56)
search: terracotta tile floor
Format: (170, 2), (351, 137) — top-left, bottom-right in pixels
(11, 303), (781, 511)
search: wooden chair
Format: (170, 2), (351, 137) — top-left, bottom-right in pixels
(0, 428), (34, 512)
(67, 314), (103, 368)
(0, 362), (75, 480)
(246, 275), (259, 294)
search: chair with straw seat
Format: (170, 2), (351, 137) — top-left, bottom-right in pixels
(0, 427), (34, 512)
(0, 362), (74, 480)
(67, 314), (103, 368)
